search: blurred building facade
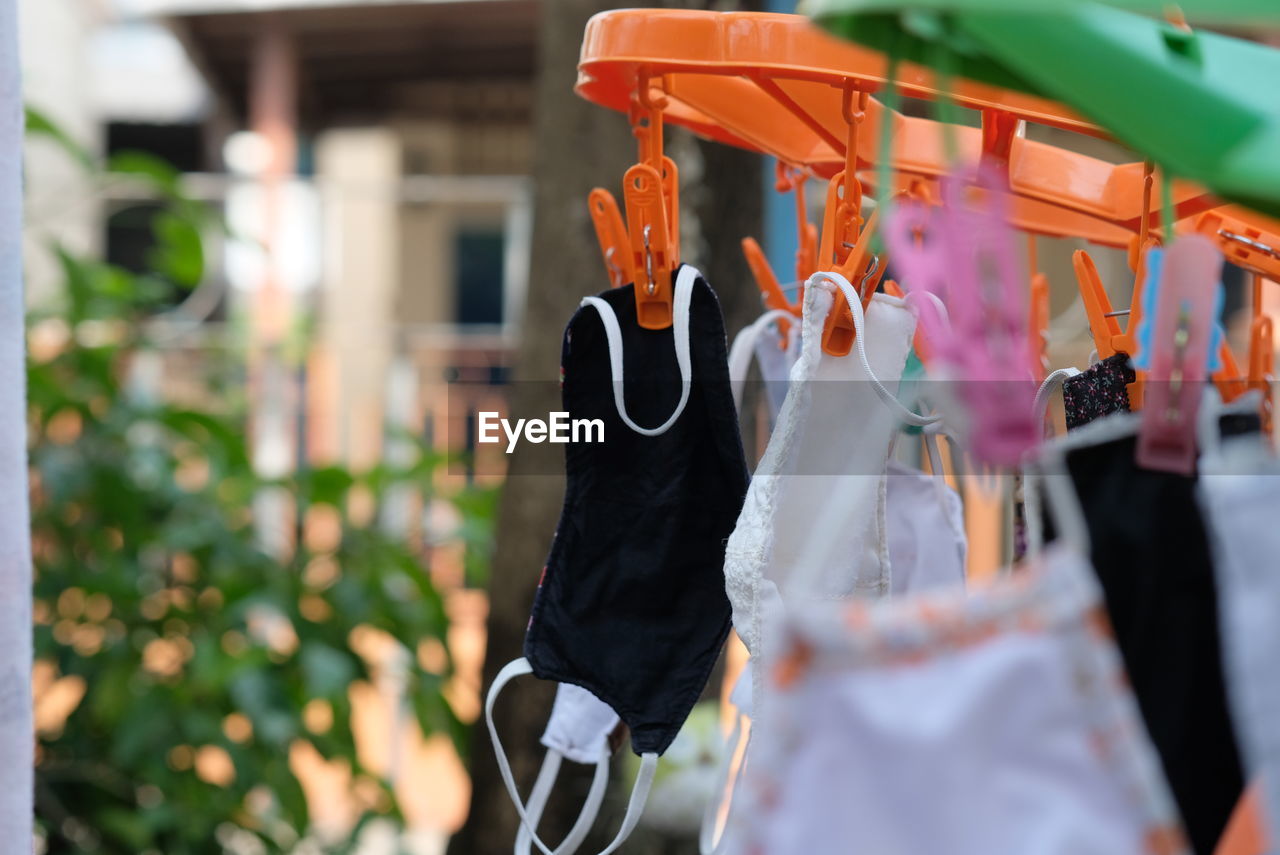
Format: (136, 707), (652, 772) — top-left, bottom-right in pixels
(24, 0), (532, 480)
(22, 0), (538, 851)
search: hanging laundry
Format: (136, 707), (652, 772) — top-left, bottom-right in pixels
(1199, 399), (1280, 847)
(699, 671), (753, 855)
(514, 683), (621, 855)
(723, 545), (1188, 855)
(724, 271), (924, 721)
(727, 308), (800, 424)
(487, 265), (750, 855)
(885, 460), (967, 594)
(711, 315), (963, 853)
(886, 165), (1040, 467)
(1040, 412), (1247, 855)
(1062, 354), (1137, 430)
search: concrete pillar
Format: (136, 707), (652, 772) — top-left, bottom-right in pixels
(315, 128), (402, 469)
(0, 1), (33, 843)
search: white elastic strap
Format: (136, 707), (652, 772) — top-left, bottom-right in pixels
(487, 658), (655, 855)
(807, 271), (942, 428)
(903, 288), (951, 331)
(581, 265), (698, 437)
(727, 308), (797, 412)
(698, 715), (749, 855)
(1034, 367), (1082, 432)
(1034, 450), (1092, 557)
(515, 752), (562, 854)
(594, 753), (657, 855)
(515, 747), (612, 855)
(1023, 468), (1044, 559)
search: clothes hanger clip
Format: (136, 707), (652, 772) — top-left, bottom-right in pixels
(887, 162), (1038, 466)
(817, 82), (880, 357)
(1074, 250), (1123, 361)
(1194, 209), (1280, 282)
(1211, 339), (1248, 403)
(1030, 270), (1049, 381)
(588, 188), (635, 289)
(1248, 313), (1274, 435)
(776, 161), (818, 283)
(622, 164), (674, 330)
(742, 236), (798, 347)
(1134, 234), (1222, 475)
(624, 71), (677, 330)
(1026, 233), (1048, 382)
(738, 161), (813, 347)
(1073, 240), (1156, 408)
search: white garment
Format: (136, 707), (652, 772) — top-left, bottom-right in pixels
(886, 460), (967, 595)
(724, 280), (917, 696)
(699, 667), (755, 855)
(511, 684), (620, 855)
(1199, 429), (1280, 841)
(540, 683), (620, 766)
(724, 546), (1189, 855)
(488, 660), (656, 855)
(727, 308), (800, 422)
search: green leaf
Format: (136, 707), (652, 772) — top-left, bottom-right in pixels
(25, 105), (93, 169)
(107, 150), (181, 196)
(300, 642), (357, 697)
(297, 465), (356, 507)
(97, 806), (153, 849)
(148, 210), (205, 287)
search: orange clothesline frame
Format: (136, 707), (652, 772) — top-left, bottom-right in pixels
(576, 9), (1280, 280)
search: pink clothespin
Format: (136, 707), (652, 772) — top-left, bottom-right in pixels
(886, 163), (1039, 466)
(1135, 234), (1222, 475)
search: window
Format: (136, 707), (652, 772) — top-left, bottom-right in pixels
(454, 229), (505, 326)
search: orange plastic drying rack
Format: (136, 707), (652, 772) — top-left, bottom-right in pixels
(575, 9), (1280, 279)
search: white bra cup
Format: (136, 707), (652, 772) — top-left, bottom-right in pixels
(885, 460), (967, 595)
(724, 281), (916, 717)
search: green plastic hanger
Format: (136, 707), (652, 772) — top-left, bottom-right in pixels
(958, 7), (1280, 217)
(805, 0), (1280, 217)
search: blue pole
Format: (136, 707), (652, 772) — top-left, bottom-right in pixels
(763, 0), (800, 301)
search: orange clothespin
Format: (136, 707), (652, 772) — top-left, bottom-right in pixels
(1214, 342), (1249, 403)
(740, 161), (814, 346)
(1194, 208), (1280, 283)
(742, 236), (795, 317)
(1249, 273), (1274, 434)
(817, 83), (883, 357)
(623, 70), (678, 330)
(588, 188), (635, 289)
(1030, 273), (1049, 382)
(1075, 163), (1160, 409)
(1074, 250), (1125, 360)
(1249, 315), (1274, 435)
(1075, 248), (1150, 409)
(1028, 234), (1049, 381)
(778, 162), (819, 282)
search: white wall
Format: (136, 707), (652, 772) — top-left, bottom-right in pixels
(19, 0), (102, 306)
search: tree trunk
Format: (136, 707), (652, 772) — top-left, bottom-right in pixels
(451, 0), (762, 850)
(448, 0), (635, 851)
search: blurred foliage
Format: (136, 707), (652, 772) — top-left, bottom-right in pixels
(26, 107), (484, 853)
